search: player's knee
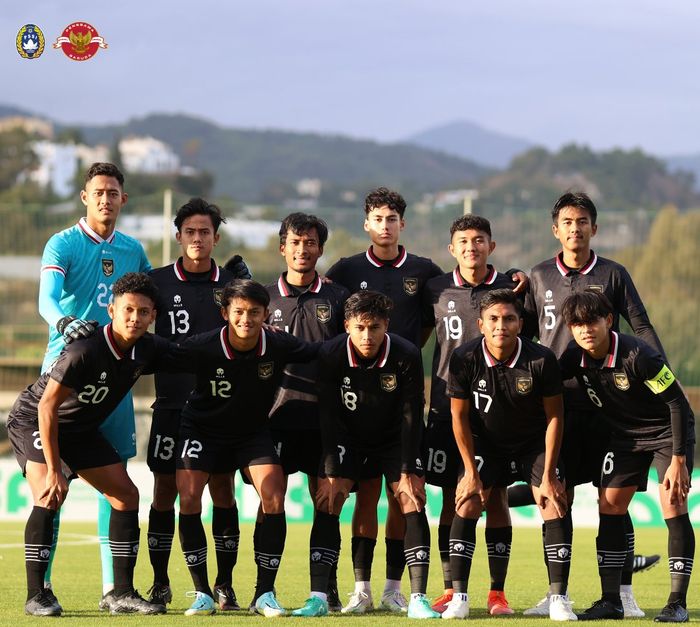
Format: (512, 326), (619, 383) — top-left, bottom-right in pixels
(152, 474), (178, 509)
(113, 481), (139, 510)
(456, 496), (483, 519)
(260, 490), (285, 514)
(208, 476), (235, 507)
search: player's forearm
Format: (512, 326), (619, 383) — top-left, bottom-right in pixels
(38, 272), (67, 327)
(37, 406), (61, 472)
(543, 395), (564, 478)
(664, 390), (690, 455)
(451, 404), (479, 476)
(400, 399), (424, 473)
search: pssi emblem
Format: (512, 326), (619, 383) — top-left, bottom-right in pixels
(53, 22), (107, 61)
(213, 288), (224, 307)
(315, 304), (331, 323)
(16, 24), (45, 59)
(403, 277), (418, 295)
(102, 258), (114, 277)
(380, 373), (397, 392)
(516, 376), (533, 395)
(613, 372), (630, 391)
(258, 362), (274, 380)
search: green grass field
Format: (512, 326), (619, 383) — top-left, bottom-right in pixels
(0, 523), (695, 624)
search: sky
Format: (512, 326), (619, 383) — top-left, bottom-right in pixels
(4, 0), (700, 156)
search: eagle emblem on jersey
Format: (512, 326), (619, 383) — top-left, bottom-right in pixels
(315, 304), (331, 323)
(380, 373), (397, 392)
(613, 372), (630, 390)
(516, 376), (533, 395)
(258, 362), (274, 380)
(102, 259), (114, 277)
(403, 277), (418, 295)
(213, 288), (224, 307)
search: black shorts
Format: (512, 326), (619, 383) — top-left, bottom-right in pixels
(422, 419), (460, 488)
(321, 441), (416, 485)
(468, 439), (564, 489)
(561, 408), (610, 487)
(270, 428), (323, 477)
(8, 420), (121, 476)
(175, 425), (280, 474)
(147, 408), (182, 474)
(599, 441), (695, 490)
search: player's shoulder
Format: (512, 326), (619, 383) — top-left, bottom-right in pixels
(320, 280), (351, 300)
(426, 271), (453, 290)
(43, 223), (81, 249)
(404, 251), (440, 272)
(387, 332), (420, 358)
(520, 336), (557, 361)
(593, 254), (629, 276)
(530, 256), (557, 276)
(182, 326), (224, 348)
(112, 229), (146, 249)
(319, 333), (347, 358)
(452, 335), (483, 361)
(148, 263), (176, 281)
(559, 339), (581, 363)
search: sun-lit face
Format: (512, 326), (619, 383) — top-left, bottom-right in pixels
(364, 206), (404, 248)
(80, 175), (127, 232)
(345, 314), (389, 359)
(569, 314), (612, 358)
(552, 206), (597, 254)
(176, 214), (219, 263)
(222, 297), (268, 342)
(108, 293), (156, 343)
(449, 228), (495, 272)
(478, 302), (522, 352)
(280, 228), (322, 274)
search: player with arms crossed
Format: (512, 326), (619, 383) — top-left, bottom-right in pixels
(292, 291), (439, 619)
(560, 292), (695, 623)
(8, 274), (171, 616)
(445, 289), (574, 621)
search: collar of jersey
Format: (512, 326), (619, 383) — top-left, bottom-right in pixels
(452, 265), (497, 287)
(346, 334), (390, 368)
(482, 336), (521, 368)
(365, 245), (407, 268)
(277, 272), (322, 296)
(555, 251), (598, 277)
(219, 326), (266, 359)
(173, 257), (220, 282)
(78, 217), (116, 245)
(103, 324), (135, 360)
(580, 330), (618, 369)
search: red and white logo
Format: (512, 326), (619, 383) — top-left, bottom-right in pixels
(53, 22), (107, 61)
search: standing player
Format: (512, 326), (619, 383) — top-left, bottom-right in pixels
(421, 215), (529, 615)
(444, 289), (574, 621)
(516, 192), (664, 617)
(291, 291), (439, 619)
(146, 198), (251, 610)
(38, 162), (150, 606)
(560, 292), (694, 622)
(325, 187), (442, 612)
(8, 274), (170, 616)
(265, 213), (349, 610)
(172, 280), (320, 617)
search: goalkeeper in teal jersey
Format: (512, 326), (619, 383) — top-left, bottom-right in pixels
(38, 162), (151, 607)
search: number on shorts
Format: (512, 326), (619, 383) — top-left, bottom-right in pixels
(602, 451), (614, 475)
(337, 445), (346, 464)
(180, 439), (203, 459)
(32, 430), (42, 450)
(153, 434), (175, 461)
(341, 390), (357, 411)
(427, 448), (447, 474)
(475, 455), (484, 472)
(586, 387), (603, 408)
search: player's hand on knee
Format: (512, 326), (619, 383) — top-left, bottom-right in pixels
(40, 470), (68, 510)
(455, 474), (485, 510)
(396, 473), (426, 512)
(663, 455), (690, 505)
(537, 476), (567, 518)
(57, 316), (98, 343)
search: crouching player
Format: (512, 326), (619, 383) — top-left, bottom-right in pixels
(7, 273), (169, 616)
(292, 291), (439, 619)
(445, 289), (574, 621)
(560, 292), (695, 623)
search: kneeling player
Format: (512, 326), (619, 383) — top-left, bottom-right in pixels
(7, 274), (169, 616)
(560, 292), (695, 623)
(445, 289), (574, 621)
(292, 291), (439, 619)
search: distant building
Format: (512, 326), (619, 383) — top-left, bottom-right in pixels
(119, 136), (180, 174)
(296, 178), (322, 198)
(0, 116), (53, 139)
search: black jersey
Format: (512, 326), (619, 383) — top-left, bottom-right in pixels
(326, 246), (442, 346)
(447, 336), (562, 454)
(149, 258), (234, 409)
(179, 327), (319, 439)
(559, 332), (694, 455)
(318, 332), (425, 476)
(8, 325), (172, 434)
(265, 272), (349, 430)
(422, 266), (520, 422)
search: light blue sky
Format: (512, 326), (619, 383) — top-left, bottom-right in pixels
(4, 1), (700, 155)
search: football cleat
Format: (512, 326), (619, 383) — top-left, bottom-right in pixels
(254, 591), (286, 617)
(550, 594), (577, 621)
(184, 591), (215, 616)
(654, 601), (689, 623)
(524, 592), (552, 616)
(341, 590), (374, 614)
(25, 590), (62, 617)
(487, 590), (515, 616)
(213, 583), (241, 611)
(632, 554), (661, 573)
(620, 590), (645, 618)
(327, 582), (342, 612)
(442, 593), (469, 619)
(432, 591), (454, 614)
(407, 593), (441, 619)
(98, 590), (117, 612)
(379, 589), (408, 612)
(292, 596), (329, 617)
(43, 587), (63, 614)
(576, 598), (623, 621)
(147, 583), (173, 606)
(110, 589), (167, 615)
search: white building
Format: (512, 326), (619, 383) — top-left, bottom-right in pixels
(28, 141), (108, 197)
(119, 136), (180, 174)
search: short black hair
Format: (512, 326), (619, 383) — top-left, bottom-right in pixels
(562, 291), (613, 326)
(85, 162), (125, 188)
(479, 288), (522, 317)
(279, 212), (328, 247)
(221, 279), (270, 309)
(450, 215), (492, 239)
(112, 272), (158, 305)
(364, 187), (406, 218)
(551, 191), (598, 225)
(344, 290), (393, 321)
(174, 197), (226, 232)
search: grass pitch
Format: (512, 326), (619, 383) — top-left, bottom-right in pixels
(0, 522), (694, 624)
